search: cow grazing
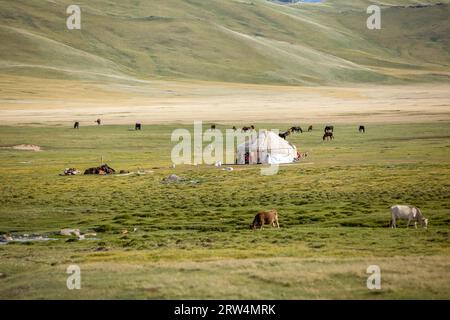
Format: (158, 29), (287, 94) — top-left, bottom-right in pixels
(135, 123), (142, 130)
(390, 205), (428, 229)
(250, 209), (280, 230)
(307, 125), (313, 132)
(74, 121), (79, 129)
(359, 125), (365, 133)
(323, 132), (333, 141)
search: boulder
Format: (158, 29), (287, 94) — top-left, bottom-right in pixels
(60, 228), (80, 237)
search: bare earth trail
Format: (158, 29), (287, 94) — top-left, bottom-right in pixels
(1, 76), (449, 125)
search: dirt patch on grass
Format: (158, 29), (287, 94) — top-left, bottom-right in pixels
(0, 144), (42, 151)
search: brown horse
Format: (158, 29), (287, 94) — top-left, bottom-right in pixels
(250, 209), (280, 230)
(307, 125), (313, 132)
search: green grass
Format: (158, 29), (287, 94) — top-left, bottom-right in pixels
(0, 122), (449, 299)
(0, 0), (448, 86)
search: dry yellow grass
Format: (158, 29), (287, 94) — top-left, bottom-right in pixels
(1, 75), (449, 125)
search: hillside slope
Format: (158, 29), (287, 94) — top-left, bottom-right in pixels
(0, 0), (449, 85)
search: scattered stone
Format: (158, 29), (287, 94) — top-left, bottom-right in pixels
(0, 234), (13, 242)
(223, 167), (234, 171)
(60, 229), (81, 237)
(165, 174), (183, 182)
(0, 273), (6, 279)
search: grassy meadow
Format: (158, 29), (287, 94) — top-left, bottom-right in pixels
(1, 0), (448, 87)
(0, 122), (449, 299)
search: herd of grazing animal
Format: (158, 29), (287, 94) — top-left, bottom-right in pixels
(249, 204), (428, 230)
(70, 121), (427, 231)
(73, 120), (143, 131)
(74, 121), (366, 143)
(232, 124), (365, 141)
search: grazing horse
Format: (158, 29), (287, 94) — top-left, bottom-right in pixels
(242, 125), (255, 132)
(250, 209), (280, 230)
(95, 119), (101, 125)
(232, 126), (237, 131)
(74, 121), (79, 129)
(211, 124), (216, 130)
(324, 125), (334, 133)
(279, 128), (292, 140)
(390, 205), (428, 229)
(291, 126), (303, 133)
(359, 125), (365, 133)
(307, 125), (313, 132)
(323, 132), (333, 141)
(135, 123), (142, 130)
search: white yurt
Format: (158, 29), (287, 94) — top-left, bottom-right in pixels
(236, 130), (298, 165)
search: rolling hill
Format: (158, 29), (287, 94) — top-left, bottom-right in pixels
(0, 0), (449, 86)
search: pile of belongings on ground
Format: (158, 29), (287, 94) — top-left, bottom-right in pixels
(60, 168), (80, 176)
(84, 164), (116, 175)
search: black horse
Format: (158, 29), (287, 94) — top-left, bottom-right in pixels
(279, 128), (292, 140)
(324, 125), (334, 133)
(323, 132), (334, 141)
(74, 122), (79, 129)
(359, 125), (365, 133)
(291, 126), (303, 133)
(135, 123), (142, 130)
